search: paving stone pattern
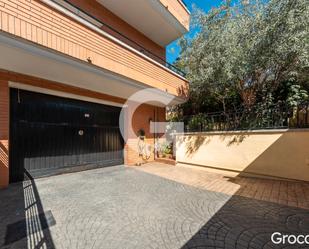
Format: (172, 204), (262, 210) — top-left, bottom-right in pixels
(137, 163), (309, 209)
(0, 165), (309, 249)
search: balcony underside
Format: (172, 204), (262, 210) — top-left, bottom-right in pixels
(0, 0), (188, 103)
(0, 33), (185, 106)
(96, 0), (190, 46)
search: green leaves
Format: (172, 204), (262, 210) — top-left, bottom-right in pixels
(178, 0), (309, 113)
(287, 83), (309, 107)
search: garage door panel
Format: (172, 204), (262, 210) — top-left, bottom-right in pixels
(10, 89), (124, 182)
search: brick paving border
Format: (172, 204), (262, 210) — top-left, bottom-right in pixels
(0, 165), (308, 249)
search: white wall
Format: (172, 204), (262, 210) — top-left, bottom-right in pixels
(176, 130), (309, 181)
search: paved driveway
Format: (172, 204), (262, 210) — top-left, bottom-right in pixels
(0, 165), (309, 249)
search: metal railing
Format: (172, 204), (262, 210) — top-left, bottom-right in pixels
(51, 0), (186, 77)
(181, 102), (309, 132)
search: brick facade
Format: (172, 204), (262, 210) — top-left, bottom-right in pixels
(125, 104), (166, 165)
(0, 0), (184, 188)
(0, 80), (9, 188)
(0, 0), (188, 97)
(66, 0), (166, 61)
(0, 71), (166, 187)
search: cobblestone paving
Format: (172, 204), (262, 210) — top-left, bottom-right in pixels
(0, 165), (309, 249)
(137, 163), (309, 209)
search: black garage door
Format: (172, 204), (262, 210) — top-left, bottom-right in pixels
(10, 89), (124, 182)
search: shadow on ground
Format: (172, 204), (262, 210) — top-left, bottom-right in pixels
(181, 194), (309, 249)
(137, 164), (309, 248)
(0, 172), (55, 249)
(1, 165), (309, 249)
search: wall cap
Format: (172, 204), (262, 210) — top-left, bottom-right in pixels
(175, 128), (309, 136)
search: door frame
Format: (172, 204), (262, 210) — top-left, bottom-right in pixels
(9, 83), (125, 182)
(9, 81), (125, 108)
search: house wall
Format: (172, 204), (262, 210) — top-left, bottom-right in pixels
(125, 104), (166, 165)
(0, 70), (166, 188)
(176, 130), (309, 182)
(159, 0), (190, 30)
(66, 0), (166, 62)
(0, 80), (9, 188)
(0, 0), (188, 97)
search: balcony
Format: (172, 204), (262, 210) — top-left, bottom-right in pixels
(0, 0), (189, 103)
(96, 0), (190, 46)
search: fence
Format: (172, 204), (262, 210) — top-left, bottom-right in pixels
(182, 102), (309, 132)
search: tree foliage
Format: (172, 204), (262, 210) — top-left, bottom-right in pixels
(177, 0), (309, 115)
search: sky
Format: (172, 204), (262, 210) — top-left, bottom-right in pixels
(166, 0), (226, 63)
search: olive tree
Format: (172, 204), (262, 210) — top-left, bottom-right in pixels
(178, 0), (309, 114)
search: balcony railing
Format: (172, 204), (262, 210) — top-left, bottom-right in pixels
(52, 0), (186, 78)
(0, 0), (189, 98)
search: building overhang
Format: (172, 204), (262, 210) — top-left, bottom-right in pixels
(0, 33), (186, 107)
(96, 0), (190, 46)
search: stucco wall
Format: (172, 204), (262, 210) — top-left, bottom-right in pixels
(176, 130), (309, 182)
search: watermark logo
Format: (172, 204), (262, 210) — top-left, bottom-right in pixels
(271, 232), (309, 245)
(119, 88), (184, 156)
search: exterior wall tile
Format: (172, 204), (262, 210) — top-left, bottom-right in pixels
(0, 80), (9, 188)
(125, 105), (166, 165)
(0, 71), (166, 187)
(159, 0), (190, 30)
(67, 0), (166, 61)
(0, 0), (188, 98)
